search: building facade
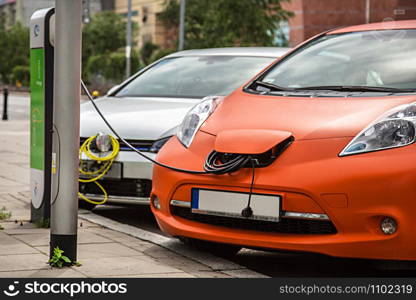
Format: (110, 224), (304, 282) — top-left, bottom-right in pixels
(115, 0), (174, 49)
(115, 0), (416, 50)
(0, 0), (114, 27)
(282, 0), (416, 46)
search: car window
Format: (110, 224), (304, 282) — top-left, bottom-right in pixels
(261, 30), (416, 90)
(115, 55), (275, 98)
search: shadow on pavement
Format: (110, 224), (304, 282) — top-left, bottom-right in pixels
(92, 204), (416, 277)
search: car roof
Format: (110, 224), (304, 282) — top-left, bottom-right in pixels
(165, 47), (291, 58)
(329, 19), (416, 34)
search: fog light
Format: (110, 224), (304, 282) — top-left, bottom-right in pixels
(152, 195), (161, 210)
(381, 217), (397, 235)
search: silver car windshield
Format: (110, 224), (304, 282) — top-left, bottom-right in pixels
(261, 30), (416, 90)
(115, 55), (275, 98)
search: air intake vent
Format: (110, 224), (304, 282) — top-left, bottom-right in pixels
(171, 206), (337, 235)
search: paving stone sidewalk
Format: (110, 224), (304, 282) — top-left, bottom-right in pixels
(0, 118), (254, 278)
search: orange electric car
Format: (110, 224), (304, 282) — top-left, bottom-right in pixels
(150, 20), (416, 261)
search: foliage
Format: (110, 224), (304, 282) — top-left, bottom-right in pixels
(49, 247), (79, 268)
(149, 48), (176, 64)
(82, 11), (139, 82)
(83, 11), (129, 61)
(86, 51), (141, 90)
(0, 206), (11, 220)
(34, 217), (50, 228)
(160, 0), (293, 49)
(12, 65), (30, 87)
(140, 42), (160, 65)
(0, 23), (29, 84)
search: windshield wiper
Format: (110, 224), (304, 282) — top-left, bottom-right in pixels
(295, 85), (416, 93)
(253, 81), (293, 92)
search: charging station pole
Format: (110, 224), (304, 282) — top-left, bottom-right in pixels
(29, 8), (54, 225)
(50, 0), (82, 262)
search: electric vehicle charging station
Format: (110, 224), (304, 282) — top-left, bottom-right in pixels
(30, 0), (82, 263)
(29, 8), (55, 224)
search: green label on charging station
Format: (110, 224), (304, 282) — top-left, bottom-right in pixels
(30, 48), (45, 171)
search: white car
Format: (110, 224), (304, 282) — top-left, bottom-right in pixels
(79, 47), (289, 208)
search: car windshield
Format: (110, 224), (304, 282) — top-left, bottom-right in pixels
(260, 29), (416, 91)
(115, 55), (275, 98)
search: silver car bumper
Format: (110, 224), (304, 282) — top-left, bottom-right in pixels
(79, 151), (156, 205)
(81, 194), (150, 205)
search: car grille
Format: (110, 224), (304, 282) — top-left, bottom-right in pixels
(80, 137), (154, 152)
(171, 206), (337, 235)
(79, 179), (152, 197)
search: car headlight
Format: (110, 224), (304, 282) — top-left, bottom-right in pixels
(340, 103), (416, 156)
(177, 96), (224, 148)
(149, 136), (172, 153)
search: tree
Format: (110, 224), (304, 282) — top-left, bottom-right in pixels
(85, 51), (141, 91)
(83, 11), (128, 57)
(82, 11), (138, 80)
(160, 0), (293, 49)
(12, 65), (30, 87)
(0, 23), (29, 84)
(140, 41), (160, 65)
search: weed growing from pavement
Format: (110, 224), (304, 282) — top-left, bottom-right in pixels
(0, 206), (11, 220)
(35, 217), (50, 228)
(49, 247), (81, 268)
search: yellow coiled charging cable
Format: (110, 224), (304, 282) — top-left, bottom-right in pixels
(78, 135), (120, 205)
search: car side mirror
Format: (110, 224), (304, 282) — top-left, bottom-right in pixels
(106, 85), (120, 96)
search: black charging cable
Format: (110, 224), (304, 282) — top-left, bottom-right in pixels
(82, 81), (271, 218)
(204, 150), (251, 174)
(82, 80), (209, 174)
(81, 80), (252, 176)
(241, 158), (256, 218)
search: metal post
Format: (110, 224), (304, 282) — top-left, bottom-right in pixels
(2, 88), (8, 121)
(365, 0), (370, 23)
(83, 0), (91, 23)
(126, 0), (132, 79)
(178, 0), (186, 51)
(50, 0), (82, 263)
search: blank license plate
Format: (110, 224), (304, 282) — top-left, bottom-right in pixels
(80, 161), (122, 179)
(191, 188), (281, 222)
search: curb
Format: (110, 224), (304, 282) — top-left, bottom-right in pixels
(78, 210), (268, 278)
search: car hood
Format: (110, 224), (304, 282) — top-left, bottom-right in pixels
(201, 91), (416, 140)
(80, 96), (200, 140)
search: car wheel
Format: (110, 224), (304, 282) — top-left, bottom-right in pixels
(179, 237), (241, 257)
(78, 200), (96, 211)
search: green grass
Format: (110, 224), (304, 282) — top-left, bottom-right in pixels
(35, 217), (50, 228)
(0, 206), (11, 220)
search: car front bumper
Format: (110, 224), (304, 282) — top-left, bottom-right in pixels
(79, 151), (156, 205)
(151, 131), (416, 261)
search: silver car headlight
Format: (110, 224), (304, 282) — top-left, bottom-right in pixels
(340, 103), (416, 156)
(177, 96), (224, 148)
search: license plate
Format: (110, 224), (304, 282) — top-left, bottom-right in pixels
(80, 161), (122, 179)
(191, 188), (281, 222)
